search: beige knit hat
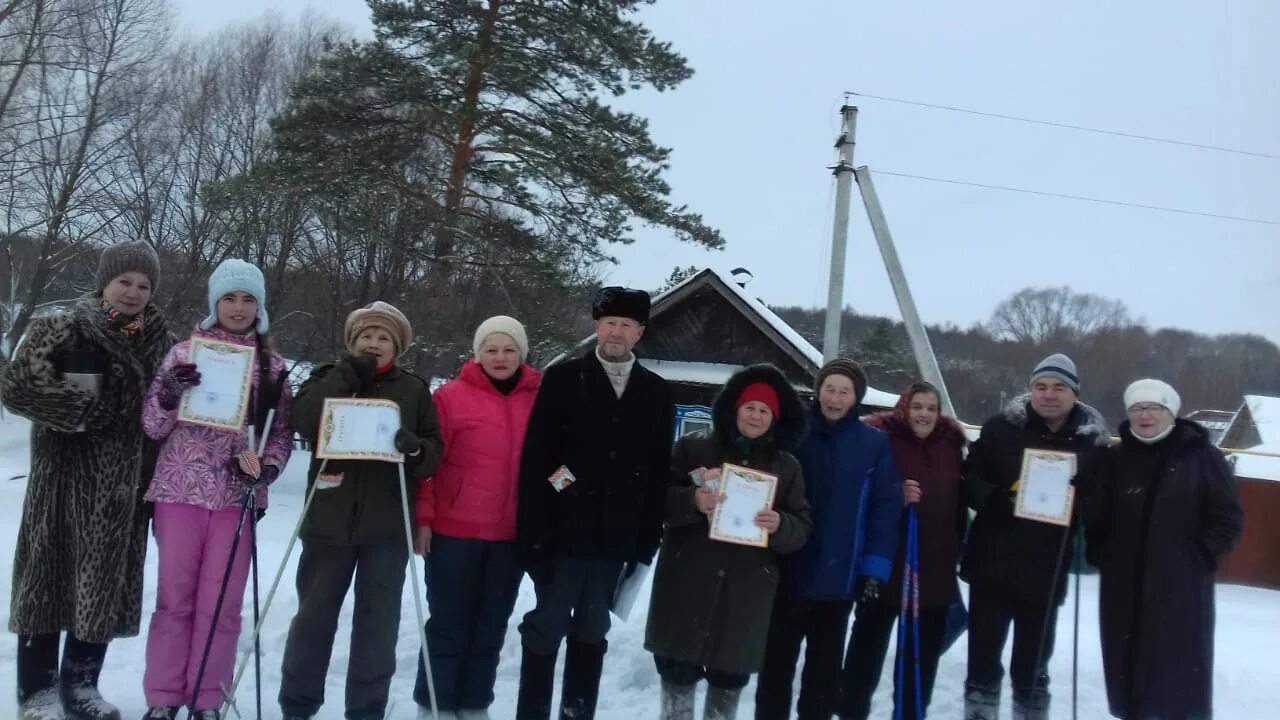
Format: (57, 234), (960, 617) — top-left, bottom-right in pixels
(344, 301), (412, 358)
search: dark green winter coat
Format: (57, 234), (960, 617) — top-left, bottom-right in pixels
(644, 364), (812, 675)
(291, 359), (443, 545)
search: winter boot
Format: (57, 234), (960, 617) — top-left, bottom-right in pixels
(963, 685), (1000, 720)
(558, 637), (606, 719)
(18, 633), (63, 720)
(19, 688), (66, 720)
(1011, 687), (1049, 720)
(140, 709), (179, 720)
(658, 681), (695, 720)
(190, 711), (221, 720)
(515, 645), (557, 720)
(703, 686), (742, 720)
(59, 637), (119, 720)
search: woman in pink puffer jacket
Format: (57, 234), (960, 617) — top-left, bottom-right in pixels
(139, 259), (293, 720)
(411, 315), (541, 720)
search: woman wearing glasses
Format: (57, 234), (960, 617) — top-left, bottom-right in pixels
(1086, 379), (1243, 720)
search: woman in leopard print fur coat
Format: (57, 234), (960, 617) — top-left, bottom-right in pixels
(1, 242), (172, 720)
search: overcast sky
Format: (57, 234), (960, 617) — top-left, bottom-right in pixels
(175, 0), (1280, 344)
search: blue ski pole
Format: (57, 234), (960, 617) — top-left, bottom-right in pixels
(895, 511), (911, 718)
(909, 507), (923, 719)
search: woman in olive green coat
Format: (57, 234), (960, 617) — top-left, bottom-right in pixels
(645, 364), (812, 720)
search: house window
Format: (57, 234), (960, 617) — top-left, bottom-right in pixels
(674, 404), (713, 443)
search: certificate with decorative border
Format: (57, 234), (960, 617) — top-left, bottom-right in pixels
(315, 398), (404, 462)
(177, 337), (255, 431)
(1014, 449), (1077, 527)
(709, 463), (779, 548)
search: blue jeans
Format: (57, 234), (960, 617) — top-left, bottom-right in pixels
(413, 533), (523, 711)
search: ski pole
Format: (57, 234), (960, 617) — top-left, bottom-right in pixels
(249, 410), (272, 720)
(220, 458), (327, 717)
(894, 508), (912, 720)
(398, 462), (439, 720)
(909, 508), (923, 720)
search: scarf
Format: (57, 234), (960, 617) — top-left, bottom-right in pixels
(100, 299), (144, 336)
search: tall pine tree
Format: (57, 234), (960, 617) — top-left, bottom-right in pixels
(235, 0), (722, 370)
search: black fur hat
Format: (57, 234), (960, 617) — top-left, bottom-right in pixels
(712, 363), (807, 453)
(592, 286), (651, 324)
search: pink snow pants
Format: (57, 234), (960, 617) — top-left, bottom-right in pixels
(144, 502), (253, 710)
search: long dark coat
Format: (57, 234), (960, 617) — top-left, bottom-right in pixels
(517, 351), (674, 563)
(1087, 420), (1243, 720)
(644, 364), (812, 674)
(1, 297), (171, 642)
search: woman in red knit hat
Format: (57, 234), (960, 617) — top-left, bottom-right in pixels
(644, 364), (813, 720)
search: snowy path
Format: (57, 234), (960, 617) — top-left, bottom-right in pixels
(2, 413), (1278, 719)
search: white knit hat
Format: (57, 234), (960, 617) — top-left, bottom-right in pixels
(1124, 379), (1181, 416)
(473, 315), (528, 360)
(200, 259), (268, 333)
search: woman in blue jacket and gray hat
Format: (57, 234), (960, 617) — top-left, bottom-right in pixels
(755, 357), (902, 720)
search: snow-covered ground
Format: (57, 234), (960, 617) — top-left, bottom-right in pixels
(2, 412), (1278, 719)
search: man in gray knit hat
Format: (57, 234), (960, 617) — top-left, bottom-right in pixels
(960, 353), (1110, 720)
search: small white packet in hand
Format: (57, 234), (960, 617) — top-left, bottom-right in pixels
(548, 465), (576, 492)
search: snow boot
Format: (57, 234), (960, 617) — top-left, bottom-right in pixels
(190, 711), (221, 720)
(963, 685), (1000, 720)
(658, 681), (695, 720)
(516, 645), (557, 720)
(18, 633), (63, 720)
(558, 637), (606, 719)
(59, 638), (119, 720)
(703, 686), (741, 720)
(140, 709), (179, 720)
(19, 688), (66, 720)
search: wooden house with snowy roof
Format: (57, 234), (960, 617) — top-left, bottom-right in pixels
(549, 267), (898, 442)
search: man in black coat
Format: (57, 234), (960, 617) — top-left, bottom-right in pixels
(515, 287), (674, 720)
(961, 353), (1110, 720)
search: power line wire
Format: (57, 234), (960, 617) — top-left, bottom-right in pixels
(846, 91), (1280, 160)
(869, 168), (1280, 226)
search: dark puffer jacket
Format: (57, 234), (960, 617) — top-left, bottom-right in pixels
(645, 364), (812, 674)
(961, 394), (1110, 605)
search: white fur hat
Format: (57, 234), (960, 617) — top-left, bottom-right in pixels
(200, 259), (268, 333)
(1124, 379), (1181, 416)
(473, 315), (528, 361)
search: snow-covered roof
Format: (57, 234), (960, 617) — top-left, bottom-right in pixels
(658, 267), (899, 408)
(1243, 395), (1280, 447)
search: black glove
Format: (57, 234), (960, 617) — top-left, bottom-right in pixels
(395, 428), (423, 459)
(233, 461), (279, 487)
(341, 353), (379, 389)
(857, 576), (883, 604)
(157, 363), (201, 410)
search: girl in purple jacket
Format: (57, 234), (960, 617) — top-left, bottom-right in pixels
(139, 259), (293, 720)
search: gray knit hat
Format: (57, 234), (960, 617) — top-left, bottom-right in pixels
(815, 357), (868, 406)
(1030, 353), (1079, 394)
(96, 241), (160, 293)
